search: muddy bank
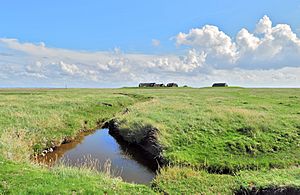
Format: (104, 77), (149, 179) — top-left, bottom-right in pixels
(34, 127), (100, 159)
(104, 119), (167, 169)
(33, 117), (110, 158)
(35, 130), (95, 164)
(236, 187), (300, 195)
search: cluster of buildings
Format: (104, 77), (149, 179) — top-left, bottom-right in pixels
(138, 83), (178, 87)
(138, 82), (228, 88)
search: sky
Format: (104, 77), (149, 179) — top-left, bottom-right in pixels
(1, 0), (300, 88)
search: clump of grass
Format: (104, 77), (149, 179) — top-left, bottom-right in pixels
(152, 166), (237, 194)
(103, 159), (112, 176)
(0, 129), (33, 162)
(117, 120), (158, 143)
(236, 167), (300, 192)
(54, 156), (115, 178)
(236, 126), (257, 137)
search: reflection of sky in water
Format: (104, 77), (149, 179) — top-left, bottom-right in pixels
(42, 129), (155, 185)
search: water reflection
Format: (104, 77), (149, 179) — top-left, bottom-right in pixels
(38, 129), (156, 185)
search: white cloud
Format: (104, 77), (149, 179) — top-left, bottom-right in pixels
(176, 25), (237, 66)
(59, 61), (81, 75)
(147, 50), (206, 73)
(255, 15), (272, 34)
(0, 15), (300, 87)
(236, 28), (260, 52)
(26, 61), (43, 73)
(152, 39), (160, 47)
(175, 15), (300, 70)
(208, 67), (300, 86)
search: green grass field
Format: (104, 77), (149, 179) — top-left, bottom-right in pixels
(0, 88), (299, 194)
(116, 88), (300, 172)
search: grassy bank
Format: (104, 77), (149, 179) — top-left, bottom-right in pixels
(152, 166), (300, 194)
(0, 88), (155, 194)
(116, 87), (300, 172)
(0, 88), (150, 159)
(0, 88), (299, 194)
(0, 156), (153, 194)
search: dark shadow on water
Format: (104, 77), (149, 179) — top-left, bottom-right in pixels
(112, 133), (159, 172)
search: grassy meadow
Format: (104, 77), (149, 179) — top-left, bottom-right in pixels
(116, 88), (300, 172)
(0, 87), (299, 194)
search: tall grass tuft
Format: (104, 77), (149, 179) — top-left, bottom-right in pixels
(0, 129), (33, 162)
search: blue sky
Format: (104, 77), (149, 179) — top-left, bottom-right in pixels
(1, 1), (300, 87)
(1, 0), (299, 53)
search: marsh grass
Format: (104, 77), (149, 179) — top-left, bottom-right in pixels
(152, 166), (237, 194)
(152, 165), (300, 194)
(53, 156), (120, 178)
(237, 166), (300, 190)
(0, 88), (299, 194)
(0, 129), (33, 162)
(0, 88), (156, 193)
(0, 155), (154, 194)
(0, 88), (148, 160)
(115, 88), (300, 173)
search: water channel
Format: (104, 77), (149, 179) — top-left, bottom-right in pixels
(38, 128), (156, 185)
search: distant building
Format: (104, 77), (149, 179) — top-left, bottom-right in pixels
(154, 83), (165, 87)
(139, 83), (155, 87)
(167, 83), (178, 87)
(212, 83), (228, 87)
(139, 82), (179, 87)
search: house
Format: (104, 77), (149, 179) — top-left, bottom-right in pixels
(139, 83), (155, 87)
(167, 83), (178, 87)
(154, 83), (165, 87)
(212, 83), (228, 87)
(139, 82), (178, 87)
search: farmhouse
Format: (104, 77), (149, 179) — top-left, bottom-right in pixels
(212, 83), (228, 87)
(167, 83), (178, 87)
(154, 83), (165, 87)
(138, 82), (179, 87)
(139, 83), (155, 87)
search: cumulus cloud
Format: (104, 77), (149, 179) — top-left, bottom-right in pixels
(255, 15), (272, 34)
(147, 49), (206, 73)
(176, 15), (300, 69)
(0, 15), (300, 87)
(176, 25), (237, 66)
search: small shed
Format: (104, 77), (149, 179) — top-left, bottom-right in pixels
(167, 83), (178, 87)
(139, 83), (155, 87)
(212, 83), (228, 87)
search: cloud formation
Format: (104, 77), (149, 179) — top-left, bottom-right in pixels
(0, 15), (300, 87)
(176, 15), (300, 70)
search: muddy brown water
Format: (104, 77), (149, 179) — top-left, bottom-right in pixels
(38, 128), (156, 185)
